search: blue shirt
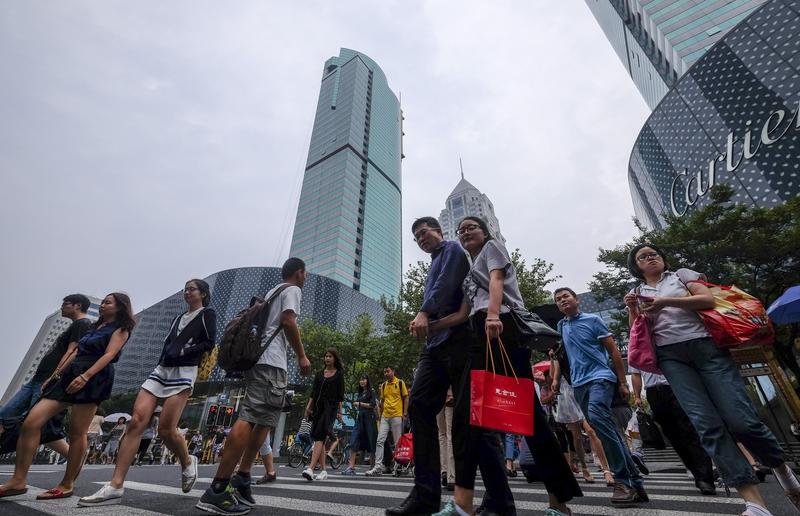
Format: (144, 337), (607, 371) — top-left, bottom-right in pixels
(420, 240), (470, 348)
(558, 312), (616, 387)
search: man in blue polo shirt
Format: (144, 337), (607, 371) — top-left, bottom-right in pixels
(553, 287), (648, 508)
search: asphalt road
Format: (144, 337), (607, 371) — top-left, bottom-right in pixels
(1, 461), (798, 515)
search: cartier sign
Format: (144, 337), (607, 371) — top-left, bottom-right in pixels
(669, 99), (800, 217)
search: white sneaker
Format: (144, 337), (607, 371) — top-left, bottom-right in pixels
(78, 484), (124, 506)
(182, 455), (198, 493)
(302, 468), (314, 482)
(365, 466), (382, 477)
(315, 470), (328, 481)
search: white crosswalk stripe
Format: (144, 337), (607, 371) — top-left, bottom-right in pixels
(0, 465), (769, 515)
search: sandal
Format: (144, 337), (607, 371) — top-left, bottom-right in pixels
(256, 472), (277, 484)
(0, 486), (27, 498)
(36, 488), (73, 500)
(581, 467), (595, 483)
(603, 470), (614, 487)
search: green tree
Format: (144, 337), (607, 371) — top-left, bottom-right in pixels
(510, 249), (562, 308)
(590, 185), (800, 368)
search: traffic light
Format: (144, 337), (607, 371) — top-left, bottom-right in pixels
(206, 405), (218, 426)
(223, 406), (235, 427)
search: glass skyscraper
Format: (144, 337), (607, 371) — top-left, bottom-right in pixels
(439, 174), (506, 244)
(289, 48), (403, 302)
(586, 0), (766, 109)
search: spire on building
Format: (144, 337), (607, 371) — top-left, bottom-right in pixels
(438, 172), (505, 244)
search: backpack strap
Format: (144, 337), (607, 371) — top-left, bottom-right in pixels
(254, 284), (292, 357)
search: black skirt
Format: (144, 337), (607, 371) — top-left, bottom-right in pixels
(310, 402), (338, 441)
(44, 357), (115, 405)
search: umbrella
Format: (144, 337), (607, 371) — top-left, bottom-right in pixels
(767, 286), (800, 325)
(104, 412), (131, 423)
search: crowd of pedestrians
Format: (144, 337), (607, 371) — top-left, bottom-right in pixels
(1, 217), (800, 516)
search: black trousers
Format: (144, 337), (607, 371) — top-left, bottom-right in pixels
(409, 327), (515, 510)
(647, 384), (714, 483)
(452, 313), (582, 508)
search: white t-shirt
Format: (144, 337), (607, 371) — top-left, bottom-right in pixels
(628, 366), (670, 389)
(178, 307), (204, 333)
(256, 283), (302, 370)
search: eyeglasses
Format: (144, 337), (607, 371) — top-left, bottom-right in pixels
(413, 227), (433, 242)
(456, 224), (480, 235)
(184, 286), (199, 292)
(61, 302), (74, 307)
(636, 252), (661, 262)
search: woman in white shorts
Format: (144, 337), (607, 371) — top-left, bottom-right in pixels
(79, 279), (217, 506)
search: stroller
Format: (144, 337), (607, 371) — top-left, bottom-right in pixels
(392, 432), (415, 477)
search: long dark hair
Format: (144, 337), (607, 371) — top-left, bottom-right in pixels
(357, 373), (372, 395)
(97, 292), (136, 333)
(187, 278), (211, 307)
(627, 243), (671, 280)
(325, 347), (343, 371)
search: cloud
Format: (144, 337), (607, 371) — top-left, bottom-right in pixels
(0, 0), (649, 394)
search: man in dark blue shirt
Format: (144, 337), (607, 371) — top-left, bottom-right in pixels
(388, 217), (513, 516)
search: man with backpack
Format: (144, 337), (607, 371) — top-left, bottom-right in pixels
(365, 365), (408, 477)
(196, 258), (312, 516)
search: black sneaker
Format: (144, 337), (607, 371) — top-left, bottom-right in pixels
(230, 474), (255, 506)
(631, 454), (649, 475)
(196, 486), (251, 515)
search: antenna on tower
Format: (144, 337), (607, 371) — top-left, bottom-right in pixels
(459, 157), (464, 179)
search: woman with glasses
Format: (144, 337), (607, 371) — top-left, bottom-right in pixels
(624, 244), (800, 516)
(79, 279), (216, 506)
(431, 216), (582, 516)
(0, 292), (135, 500)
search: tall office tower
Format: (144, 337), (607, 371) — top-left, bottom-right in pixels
(439, 173), (506, 245)
(585, 0), (766, 109)
(1, 297), (100, 403)
(289, 48), (403, 302)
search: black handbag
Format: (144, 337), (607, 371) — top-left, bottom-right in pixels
(636, 409), (666, 449)
(506, 306), (562, 351)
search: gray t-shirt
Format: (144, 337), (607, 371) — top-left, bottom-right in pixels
(256, 283), (302, 370)
(463, 240), (525, 316)
(630, 268), (709, 347)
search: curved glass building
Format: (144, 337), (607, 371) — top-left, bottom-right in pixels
(112, 267), (386, 394)
(628, 0), (800, 230)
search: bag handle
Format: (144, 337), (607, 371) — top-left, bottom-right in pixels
(485, 335), (519, 383)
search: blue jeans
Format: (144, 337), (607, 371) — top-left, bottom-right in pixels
(657, 337), (786, 487)
(574, 379), (643, 488)
(0, 379), (43, 427)
(504, 434), (519, 461)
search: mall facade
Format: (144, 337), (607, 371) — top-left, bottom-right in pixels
(626, 0), (800, 230)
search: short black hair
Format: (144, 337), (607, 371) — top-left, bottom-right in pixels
(186, 279), (211, 307)
(627, 243), (670, 280)
(384, 365), (395, 372)
(63, 294), (91, 312)
(553, 287), (577, 300)
(411, 217), (441, 234)
(282, 257), (306, 280)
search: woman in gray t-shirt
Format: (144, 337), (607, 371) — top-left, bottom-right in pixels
(624, 243), (800, 514)
(431, 215), (582, 516)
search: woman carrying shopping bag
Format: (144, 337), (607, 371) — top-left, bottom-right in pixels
(430, 216), (582, 516)
(624, 244), (800, 516)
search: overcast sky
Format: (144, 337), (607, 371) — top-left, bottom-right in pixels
(0, 1), (650, 395)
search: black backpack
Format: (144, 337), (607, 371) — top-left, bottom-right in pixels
(217, 284), (289, 373)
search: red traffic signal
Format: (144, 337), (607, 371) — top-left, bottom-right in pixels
(209, 405), (218, 413)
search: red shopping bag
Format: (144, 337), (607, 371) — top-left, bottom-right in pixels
(394, 432), (414, 463)
(470, 337), (534, 436)
(688, 280), (774, 349)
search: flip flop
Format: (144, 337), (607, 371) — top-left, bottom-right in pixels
(36, 488), (73, 500)
(0, 487), (27, 498)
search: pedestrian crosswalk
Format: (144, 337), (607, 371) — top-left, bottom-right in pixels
(0, 463), (794, 515)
